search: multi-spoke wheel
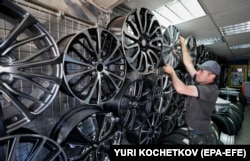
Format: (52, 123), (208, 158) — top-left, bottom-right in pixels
(126, 112), (163, 145)
(196, 44), (206, 64)
(186, 35), (197, 65)
(161, 90), (179, 136)
(146, 73), (173, 113)
(153, 74), (173, 114)
(58, 28), (127, 105)
(50, 105), (121, 161)
(104, 79), (153, 131)
(0, 134), (67, 161)
(107, 7), (163, 74)
(0, 0), (63, 133)
(162, 25), (181, 69)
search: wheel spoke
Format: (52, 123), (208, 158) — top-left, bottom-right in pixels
(108, 7), (163, 74)
(59, 28), (126, 105)
(0, 1), (62, 133)
(0, 134), (67, 161)
(0, 13), (36, 53)
(50, 106), (120, 160)
(162, 25), (181, 69)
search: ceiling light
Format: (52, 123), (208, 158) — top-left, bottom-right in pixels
(153, 0), (206, 28)
(220, 21), (250, 36)
(230, 43), (250, 49)
(197, 37), (224, 45)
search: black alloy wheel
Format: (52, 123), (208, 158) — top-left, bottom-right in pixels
(0, 134), (67, 161)
(0, 0), (63, 133)
(50, 105), (121, 161)
(146, 73), (173, 114)
(58, 28), (127, 105)
(186, 35), (197, 65)
(162, 25), (181, 69)
(126, 112), (163, 145)
(107, 7), (163, 74)
(104, 79), (153, 131)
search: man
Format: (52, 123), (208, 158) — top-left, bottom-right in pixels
(163, 36), (221, 145)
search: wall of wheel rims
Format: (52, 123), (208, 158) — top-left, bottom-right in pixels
(0, 0), (247, 160)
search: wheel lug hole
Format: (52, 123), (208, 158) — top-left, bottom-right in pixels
(1, 74), (11, 81)
(0, 57), (11, 64)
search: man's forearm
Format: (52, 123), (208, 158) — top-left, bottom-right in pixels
(179, 37), (196, 77)
(169, 71), (187, 94)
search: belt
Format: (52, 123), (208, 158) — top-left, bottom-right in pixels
(189, 129), (206, 135)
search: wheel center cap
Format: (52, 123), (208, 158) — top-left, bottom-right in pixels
(141, 39), (147, 47)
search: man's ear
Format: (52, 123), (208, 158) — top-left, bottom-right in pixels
(209, 73), (216, 80)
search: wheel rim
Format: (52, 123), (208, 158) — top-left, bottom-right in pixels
(0, 134), (67, 161)
(0, 0), (62, 133)
(152, 74), (173, 113)
(162, 25), (181, 69)
(59, 28), (126, 105)
(162, 90), (182, 135)
(186, 35), (197, 65)
(108, 7), (163, 74)
(196, 45), (206, 64)
(104, 79), (153, 130)
(50, 106), (121, 160)
(120, 79), (152, 130)
(127, 112), (163, 145)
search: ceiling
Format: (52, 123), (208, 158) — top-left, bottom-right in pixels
(118, 0), (250, 61)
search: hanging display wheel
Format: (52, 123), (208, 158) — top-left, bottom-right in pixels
(161, 91), (179, 136)
(126, 112), (163, 145)
(186, 35), (197, 65)
(50, 105), (121, 161)
(161, 25), (181, 69)
(104, 78), (153, 131)
(196, 44), (206, 64)
(107, 7), (163, 74)
(161, 70), (186, 135)
(0, 134), (67, 161)
(146, 73), (173, 114)
(57, 27), (127, 105)
(0, 0), (63, 133)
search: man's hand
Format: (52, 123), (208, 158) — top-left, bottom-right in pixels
(163, 64), (174, 76)
(179, 35), (185, 45)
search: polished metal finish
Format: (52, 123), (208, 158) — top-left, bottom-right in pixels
(50, 105), (121, 161)
(0, 134), (67, 161)
(108, 7), (163, 74)
(162, 25), (181, 69)
(0, 0), (63, 133)
(58, 28), (127, 105)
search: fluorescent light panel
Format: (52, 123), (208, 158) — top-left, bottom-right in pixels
(197, 37), (224, 45)
(220, 21), (250, 36)
(230, 43), (250, 49)
(153, 0), (206, 28)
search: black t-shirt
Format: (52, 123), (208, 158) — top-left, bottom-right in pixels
(185, 82), (219, 133)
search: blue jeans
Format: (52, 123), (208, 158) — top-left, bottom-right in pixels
(188, 130), (217, 145)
